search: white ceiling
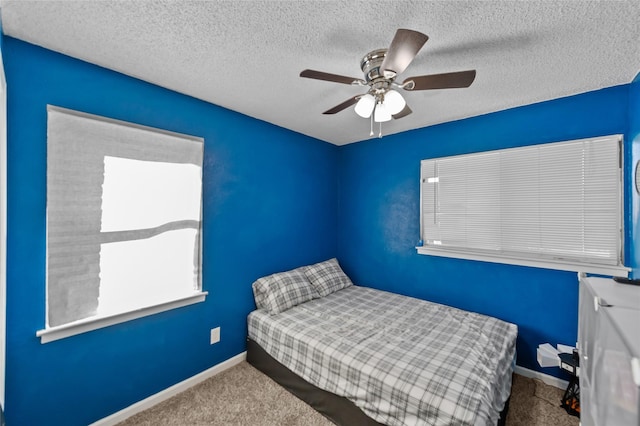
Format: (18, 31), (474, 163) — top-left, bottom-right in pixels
(2, 1), (639, 145)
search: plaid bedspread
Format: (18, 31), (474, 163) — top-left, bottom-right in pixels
(248, 285), (517, 426)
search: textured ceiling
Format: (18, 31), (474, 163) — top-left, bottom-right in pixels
(2, 1), (639, 145)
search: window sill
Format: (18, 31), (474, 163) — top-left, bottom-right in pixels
(36, 291), (208, 344)
(416, 247), (630, 276)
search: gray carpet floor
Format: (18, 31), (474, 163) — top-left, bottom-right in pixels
(118, 361), (579, 426)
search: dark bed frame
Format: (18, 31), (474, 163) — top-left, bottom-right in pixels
(247, 338), (510, 426)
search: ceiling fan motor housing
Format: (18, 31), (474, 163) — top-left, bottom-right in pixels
(361, 49), (390, 83)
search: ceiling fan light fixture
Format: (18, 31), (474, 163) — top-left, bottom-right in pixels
(300, 29), (476, 138)
(354, 94), (375, 118)
(374, 102), (392, 122)
(383, 89), (406, 115)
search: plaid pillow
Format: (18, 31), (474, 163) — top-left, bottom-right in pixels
(252, 267), (318, 315)
(303, 258), (353, 297)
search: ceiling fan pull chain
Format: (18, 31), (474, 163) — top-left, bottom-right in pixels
(369, 104), (375, 136)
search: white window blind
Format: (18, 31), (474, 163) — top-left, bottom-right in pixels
(418, 135), (627, 275)
(44, 106), (205, 334)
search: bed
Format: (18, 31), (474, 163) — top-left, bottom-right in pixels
(247, 258), (517, 426)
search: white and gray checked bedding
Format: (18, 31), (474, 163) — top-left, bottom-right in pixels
(248, 285), (518, 426)
(303, 258), (353, 297)
(252, 267), (319, 315)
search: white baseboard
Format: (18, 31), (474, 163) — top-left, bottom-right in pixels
(514, 365), (569, 390)
(91, 351), (247, 426)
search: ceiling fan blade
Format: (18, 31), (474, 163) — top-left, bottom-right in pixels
(392, 105), (412, 119)
(402, 70), (477, 91)
(300, 69), (365, 85)
(380, 29), (429, 77)
(323, 96), (361, 114)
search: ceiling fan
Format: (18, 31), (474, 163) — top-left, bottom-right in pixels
(300, 29), (476, 138)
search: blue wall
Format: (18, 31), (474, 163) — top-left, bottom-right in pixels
(2, 37), (338, 426)
(337, 85), (632, 376)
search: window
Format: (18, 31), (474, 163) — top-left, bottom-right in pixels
(38, 106), (206, 343)
(418, 135), (629, 276)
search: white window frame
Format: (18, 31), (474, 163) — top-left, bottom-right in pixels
(417, 135), (630, 276)
(37, 106), (207, 344)
(0, 34), (7, 405)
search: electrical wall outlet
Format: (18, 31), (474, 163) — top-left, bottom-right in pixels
(210, 327), (220, 345)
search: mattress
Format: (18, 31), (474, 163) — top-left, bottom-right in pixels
(247, 285), (517, 426)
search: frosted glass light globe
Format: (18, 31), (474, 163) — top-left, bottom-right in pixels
(383, 90), (406, 115)
(374, 103), (392, 122)
(354, 94), (375, 118)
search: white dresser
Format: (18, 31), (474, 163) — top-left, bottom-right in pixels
(578, 276), (640, 426)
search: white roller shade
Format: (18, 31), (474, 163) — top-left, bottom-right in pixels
(46, 106), (204, 328)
